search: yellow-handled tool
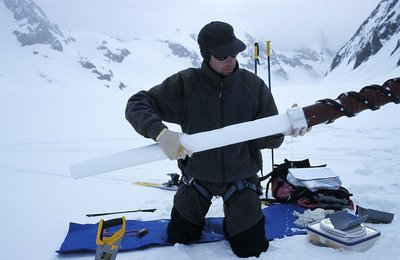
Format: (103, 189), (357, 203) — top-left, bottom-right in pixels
(95, 217), (126, 260)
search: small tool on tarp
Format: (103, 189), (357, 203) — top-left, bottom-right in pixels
(95, 217), (126, 260)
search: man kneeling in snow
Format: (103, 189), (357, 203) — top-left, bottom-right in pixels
(125, 21), (308, 258)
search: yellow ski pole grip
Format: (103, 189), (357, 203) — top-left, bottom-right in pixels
(266, 40), (271, 56)
(253, 42), (259, 60)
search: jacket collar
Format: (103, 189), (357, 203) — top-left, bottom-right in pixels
(201, 60), (239, 89)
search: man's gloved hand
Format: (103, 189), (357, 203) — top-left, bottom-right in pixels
(284, 104), (312, 137)
(156, 128), (192, 160)
(284, 127), (311, 137)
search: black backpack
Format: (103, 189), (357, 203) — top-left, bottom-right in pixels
(260, 159), (354, 211)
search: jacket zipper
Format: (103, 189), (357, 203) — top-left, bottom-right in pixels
(219, 80), (226, 183)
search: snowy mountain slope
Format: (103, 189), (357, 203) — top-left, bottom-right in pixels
(3, 0), (397, 88)
(235, 33), (335, 83)
(272, 47), (334, 82)
(3, 0), (64, 50)
(0, 0), (200, 90)
(1, 0), (337, 88)
(329, 0), (400, 79)
(1, 1), (400, 260)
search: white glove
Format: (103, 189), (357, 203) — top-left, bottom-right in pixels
(156, 129), (192, 160)
(284, 126), (311, 137)
(293, 208), (334, 227)
(284, 104), (312, 137)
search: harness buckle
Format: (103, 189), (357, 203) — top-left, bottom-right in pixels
(181, 175), (194, 185)
(223, 180), (264, 203)
(181, 176), (213, 201)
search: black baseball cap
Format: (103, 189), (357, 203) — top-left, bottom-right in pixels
(198, 21), (246, 58)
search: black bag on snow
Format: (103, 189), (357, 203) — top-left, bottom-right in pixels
(260, 159), (354, 211)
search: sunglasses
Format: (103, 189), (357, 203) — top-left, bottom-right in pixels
(215, 54), (238, 61)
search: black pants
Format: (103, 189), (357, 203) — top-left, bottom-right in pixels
(167, 178), (269, 257)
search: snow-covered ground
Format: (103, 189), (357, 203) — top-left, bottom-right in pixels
(1, 53), (399, 260)
(1, 1), (399, 257)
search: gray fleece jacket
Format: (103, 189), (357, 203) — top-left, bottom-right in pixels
(125, 61), (284, 183)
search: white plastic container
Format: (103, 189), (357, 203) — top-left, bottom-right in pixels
(307, 218), (380, 252)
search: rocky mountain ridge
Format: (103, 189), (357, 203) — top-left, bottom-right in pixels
(1, 0), (398, 90)
(330, 0), (399, 73)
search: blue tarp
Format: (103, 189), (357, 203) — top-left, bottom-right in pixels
(57, 203), (307, 254)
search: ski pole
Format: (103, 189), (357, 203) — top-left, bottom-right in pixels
(86, 208), (156, 217)
(266, 40), (275, 169)
(254, 42), (260, 74)
(266, 40), (272, 91)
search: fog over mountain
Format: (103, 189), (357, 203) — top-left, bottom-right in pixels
(1, 0), (398, 89)
(33, 0), (380, 51)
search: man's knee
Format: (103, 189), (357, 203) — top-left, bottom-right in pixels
(167, 207), (203, 244)
(227, 215), (269, 258)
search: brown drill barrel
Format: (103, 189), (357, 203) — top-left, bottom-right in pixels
(302, 78), (400, 127)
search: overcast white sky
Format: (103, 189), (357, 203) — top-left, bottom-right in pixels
(35, 0), (381, 50)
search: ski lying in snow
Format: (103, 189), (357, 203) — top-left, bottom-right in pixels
(70, 78), (400, 179)
(133, 181), (178, 191)
(133, 173), (180, 191)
